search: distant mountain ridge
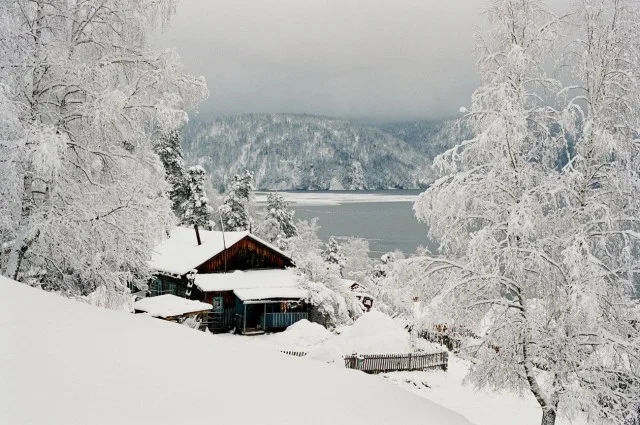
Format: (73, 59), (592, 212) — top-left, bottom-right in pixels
(182, 114), (469, 191)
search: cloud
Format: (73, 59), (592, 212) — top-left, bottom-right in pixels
(155, 0), (491, 120)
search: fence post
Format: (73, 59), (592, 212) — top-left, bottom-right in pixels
(408, 353), (413, 370)
(443, 352), (448, 371)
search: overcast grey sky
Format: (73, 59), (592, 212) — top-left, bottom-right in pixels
(157, 0), (490, 120)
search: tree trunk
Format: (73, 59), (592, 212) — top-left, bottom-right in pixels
(541, 407), (556, 425)
(5, 173), (35, 279)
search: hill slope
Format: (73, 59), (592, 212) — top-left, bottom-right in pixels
(378, 119), (473, 159)
(0, 277), (473, 425)
(183, 114), (467, 191)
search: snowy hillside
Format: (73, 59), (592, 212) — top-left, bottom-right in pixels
(182, 114), (466, 191)
(379, 119), (473, 159)
(0, 277), (472, 425)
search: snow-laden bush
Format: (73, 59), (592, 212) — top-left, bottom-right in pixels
(341, 237), (374, 285)
(180, 316), (202, 330)
(289, 219), (362, 328)
(84, 285), (134, 313)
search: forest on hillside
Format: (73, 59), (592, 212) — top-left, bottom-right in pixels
(182, 114), (469, 191)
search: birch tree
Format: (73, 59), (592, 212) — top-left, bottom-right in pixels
(554, 1), (640, 422)
(414, 1), (640, 424)
(0, 0), (208, 298)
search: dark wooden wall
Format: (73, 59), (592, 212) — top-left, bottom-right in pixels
(196, 236), (293, 273)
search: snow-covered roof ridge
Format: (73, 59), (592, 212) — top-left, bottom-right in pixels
(134, 294), (212, 318)
(148, 226), (291, 276)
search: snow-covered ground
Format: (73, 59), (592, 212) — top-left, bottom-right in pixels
(307, 311), (443, 364)
(217, 312), (444, 362)
(0, 277), (471, 425)
(254, 191), (418, 206)
(227, 319), (333, 352)
(219, 312), (588, 425)
(383, 357), (587, 425)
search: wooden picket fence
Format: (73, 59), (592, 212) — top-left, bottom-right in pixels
(280, 350), (308, 357)
(343, 351), (448, 374)
(279, 350), (449, 374)
(419, 330), (462, 352)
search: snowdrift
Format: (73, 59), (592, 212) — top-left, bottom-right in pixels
(308, 311), (444, 364)
(0, 277), (472, 425)
(262, 319), (332, 350)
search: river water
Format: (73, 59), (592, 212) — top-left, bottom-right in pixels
(255, 190), (432, 257)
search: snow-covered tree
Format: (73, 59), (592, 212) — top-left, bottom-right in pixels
(266, 192), (297, 238)
(182, 166), (214, 231)
(0, 0), (208, 298)
(289, 220), (362, 327)
(371, 255), (432, 319)
(322, 237), (346, 272)
(257, 192), (297, 247)
(156, 130), (189, 220)
(554, 1), (640, 422)
(413, 1), (640, 424)
(219, 170), (253, 232)
(348, 161), (367, 190)
(341, 237), (373, 284)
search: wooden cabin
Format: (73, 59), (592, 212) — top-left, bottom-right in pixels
(147, 226), (308, 334)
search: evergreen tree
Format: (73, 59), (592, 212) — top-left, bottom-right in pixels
(219, 170), (253, 232)
(265, 192), (297, 239)
(182, 166), (213, 231)
(322, 237), (346, 272)
(348, 161), (367, 190)
(156, 130), (189, 220)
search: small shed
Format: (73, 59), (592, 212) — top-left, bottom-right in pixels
(134, 295), (213, 323)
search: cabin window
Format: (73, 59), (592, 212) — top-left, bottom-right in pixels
(165, 281), (177, 296)
(212, 297), (223, 313)
(149, 278), (162, 296)
(149, 278), (177, 296)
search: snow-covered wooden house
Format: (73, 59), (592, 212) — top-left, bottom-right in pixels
(147, 226), (308, 334)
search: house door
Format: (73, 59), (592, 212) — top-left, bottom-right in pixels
(244, 304), (264, 331)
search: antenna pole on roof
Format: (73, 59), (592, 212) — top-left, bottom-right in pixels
(218, 209), (227, 272)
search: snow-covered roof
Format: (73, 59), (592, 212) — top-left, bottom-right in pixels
(149, 226), (291, 276)
(234, 287), (307, 302)
(194, 268), (306, 301)
(133, 294), (212, 318)
(194, 268), (300, 292)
